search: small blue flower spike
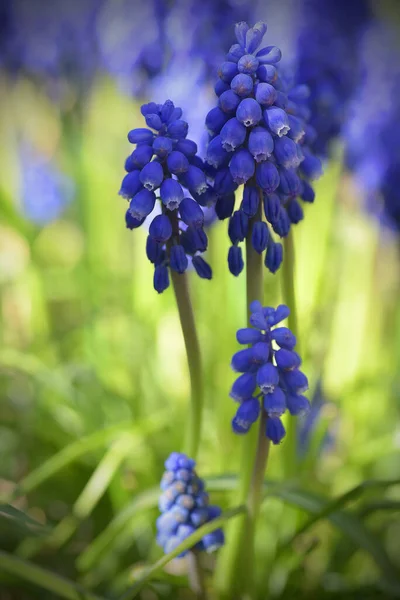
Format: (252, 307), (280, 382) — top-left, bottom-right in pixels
(205, 21), (322, 276)
(157, 452), (225, 557)
(120, 100), (213, 293)
(230, 303), (310, 444)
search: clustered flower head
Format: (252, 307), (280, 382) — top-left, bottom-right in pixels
(157, 452), (225, 556)
(205, 21), (322, 277)
(230, 302), (310, 444)
(120, 99), (213, 293)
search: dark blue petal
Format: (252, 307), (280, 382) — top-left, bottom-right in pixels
(274, 137), (302, 169)
(256, 363), (279, 393)
(266, 416), (286, 444)
(167, 151), (189, 175)
(219, 90), (241, 115)
(265, 241), (283, 273)
(206, 135), (230, 169)
(257, 65), (277, 83)
(153, 136), (173, 158)
(263, 193), (281, 223)
(241, 184), (260, 217)
(206, 107), (229, 136)
(220, 118), (247, 152)
(214, 79), (231, 97)
(245, 21), (267, 54)
(160, 179), (184, 210)
(275, 348), (301, 371)
(167, 120), (188, 140)
(128, 128), (154, 144)
(170, 245), (188, 274)
(256, 45), (282, 64)
(263, 387), (286, 417)
(248, 126), (274, 162)
(179, 198), (204, 228)
(154, 264), (170, 293)
(236, 327), (263, 344)
(256, 161), (280, 193)
(125, 210), (144, 230)
(119, 170), (142, 199)
(232, 397), (260, 433)
(230, 371), (256, 398)
(149, 214), (172, 243)
(286, 394), (311, 416)
(128, 145), (154, 169)
(139, 161), (164, 191)
(228, 210), (249, 244)
(202, 529), (225, 553)
(175, 139), (198, 158)
(192, 256), (212, 280)
(228, 245), (244, 276)
(215, 193), (235, 220)
(182, 166), (208, 196)
(238, 54), (259, 74)
(129, 189), (156, 220)
(236, 98), (262, 127)
(229, 148), (255, 185)
(145, 113), (163, 131)
(231, 73), (254, 97)
(287, 199), (304, 224)
(271, 327), (296, 350)
(235, 22), (250, 47)
(218, 61), (239, 83)
(264, 107), (290, 137)
(251, 221), (269, 253)
(255, 82), (277, 106)
(282, 369), (309, 394)
(146, 236), (165, 265)
(214, 168), (238, 197)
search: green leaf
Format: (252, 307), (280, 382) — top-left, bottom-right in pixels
(0, 504), (50, 536)
(206, 476), (400, 593)
(0, 550), (106, 600)
(119, 505), (246, 599)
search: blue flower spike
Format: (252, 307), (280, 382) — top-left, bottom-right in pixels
(205, 21), (322, 276)
(157, 453), (225, 557)
(230, 303), (310, 444)
(119, 100), (212, 293)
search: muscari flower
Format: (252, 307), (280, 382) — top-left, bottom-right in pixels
(205, 21), (321, 277)
(120, 100), (213, 293)
(230, 302), (310, 444)
(157, 452), (225, 556)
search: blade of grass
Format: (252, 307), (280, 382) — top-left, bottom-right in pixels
(0, 550), (106, 600)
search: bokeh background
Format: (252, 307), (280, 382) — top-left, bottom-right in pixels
(1, 0), (400, 598)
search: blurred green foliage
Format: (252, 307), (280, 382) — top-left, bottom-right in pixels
(0, 75), (400, 599)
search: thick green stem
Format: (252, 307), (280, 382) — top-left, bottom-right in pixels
(215, 194), (268, 599)
(282, 232), (299, 476)
(167, 211), (204, 460)
(188, 551), (208, 599)
(170, 268), (203, 460)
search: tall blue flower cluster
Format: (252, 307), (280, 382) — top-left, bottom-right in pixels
(157, 452), (224, 556)
(120, 100), (213, 293)
(230, 302), (310, 444)
(205, 21), (321, 277)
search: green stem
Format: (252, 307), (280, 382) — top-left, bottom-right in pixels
(188, 551), (208, 599)
(170, 268), (203, 460)
(215, 194), (266, 599)
(282, 232), (299, 476)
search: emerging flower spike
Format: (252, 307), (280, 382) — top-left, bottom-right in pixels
(230, 302), (310, 444)
(157, 452), (225, 556)
(120, 100), (213, 293)
(205, 22), (322, 276)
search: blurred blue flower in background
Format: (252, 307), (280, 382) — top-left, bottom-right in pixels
(345, 21), (400, 233)
(20, 146), (74, 225)
(295, 0), (371, 158)
(1, 0), (102, 102)
(157, 452), (224, 556)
